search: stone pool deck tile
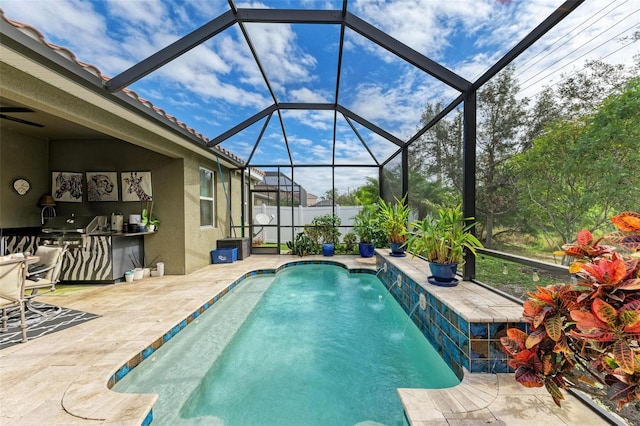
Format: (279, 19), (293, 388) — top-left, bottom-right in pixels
(0, 255), (375, 425)
(0, 253), (621, 425)
(399, 371), (615, 426)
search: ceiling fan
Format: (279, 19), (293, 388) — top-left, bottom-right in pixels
(0, 106), (45, 127)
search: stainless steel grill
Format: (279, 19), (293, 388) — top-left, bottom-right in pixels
(41, 215), (99, 248)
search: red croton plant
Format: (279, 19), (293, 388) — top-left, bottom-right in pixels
(500, 211), (640, 410)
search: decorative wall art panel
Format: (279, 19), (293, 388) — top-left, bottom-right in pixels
(86, 172), (118, 202)
(122, 171), (152, 201)
(52, 172), (83, 202)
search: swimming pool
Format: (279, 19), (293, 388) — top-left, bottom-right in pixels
(114, 263), (459, 425)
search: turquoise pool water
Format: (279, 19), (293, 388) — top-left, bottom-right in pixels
(114, 264), (459, 425)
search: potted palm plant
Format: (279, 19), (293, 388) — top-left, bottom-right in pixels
(405, 205), (483, 286)
(377, 196), (410, 256)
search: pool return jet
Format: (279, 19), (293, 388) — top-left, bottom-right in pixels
(382, 274), (401, 306)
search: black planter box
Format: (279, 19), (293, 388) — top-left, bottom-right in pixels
(216, 237), (251, 260)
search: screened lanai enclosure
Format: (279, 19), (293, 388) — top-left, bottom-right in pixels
(98, 0), (640, 278)
(20, 0), (635, 281)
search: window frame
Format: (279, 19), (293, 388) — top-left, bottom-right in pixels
(199, 166), (215, 228)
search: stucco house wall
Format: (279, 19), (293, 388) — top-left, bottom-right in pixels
(0, 33), (249, 275)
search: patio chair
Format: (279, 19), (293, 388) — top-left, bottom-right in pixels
(24, 245), (66, 317)
(0, 258), (28, 342)
(25, 245), (66, 297)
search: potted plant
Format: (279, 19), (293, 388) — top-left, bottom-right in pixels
(405, 205), (483, 286)
(141, 206), (159, 232)
(148, 216), (159, 231)
(377, 196), (410, 256)
(311, 214), (341, 256)
(353, 206), (379, 258)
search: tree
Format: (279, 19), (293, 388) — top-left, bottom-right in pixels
(510, 77), (640, 245)
(476, 65), (529, 247)
(511, 118), (594, 245)
(407, 170), (458, 219)
(320, 189), (337, 203)
(522, 86), (561, 150)
(335, 191), (358, 206)
(354, 177), (379, 206)
(412, 102), (463, 191)
(555, 60), (630, 119)
(577, 76), (640, 210)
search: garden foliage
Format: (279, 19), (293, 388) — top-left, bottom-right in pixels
(500, 212), (640, 410)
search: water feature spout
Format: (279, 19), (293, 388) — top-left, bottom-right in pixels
(402, 293), (426, 334)
(402, 302), (421, 334)
(382, 276), (400, 305)
(375, 262), (387, 277)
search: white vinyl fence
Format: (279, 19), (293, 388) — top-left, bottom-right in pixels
(253, 204), (363, 244)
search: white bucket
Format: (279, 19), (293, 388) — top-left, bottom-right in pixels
(133, 268), (144, 280)
(124, 271), (134, 283)
(156, 262), (165, 276)
(143, 267), (151, 278)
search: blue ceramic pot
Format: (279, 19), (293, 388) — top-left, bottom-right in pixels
(389, 242), (406, 257)
(358, 242), (375, 258)
(429, 262), (459, 282)
(322, 243), (334, 256)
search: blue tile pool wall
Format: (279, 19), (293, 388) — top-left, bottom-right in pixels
(375, 254), (527, 376)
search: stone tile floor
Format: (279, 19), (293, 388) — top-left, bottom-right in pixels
(0, 254), (624, 425)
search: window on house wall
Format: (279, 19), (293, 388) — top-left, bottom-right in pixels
(244, 179), (250, 227)
(200, 167), (215, 227)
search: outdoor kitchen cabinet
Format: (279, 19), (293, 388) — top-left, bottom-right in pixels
(38, 215), (147, 283)
(59, 234), (144, 283)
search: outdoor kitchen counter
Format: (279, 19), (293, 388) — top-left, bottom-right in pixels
(58, 234), (144, 283)
(90, 231), (156, 237)
(2, 227), (151, 283)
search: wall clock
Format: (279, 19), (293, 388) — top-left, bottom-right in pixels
(13, 177), (31, 195)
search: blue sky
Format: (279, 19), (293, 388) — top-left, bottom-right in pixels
(1, 0), (638, 196)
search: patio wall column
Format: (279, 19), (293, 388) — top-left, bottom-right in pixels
(462, 89), (477, 280)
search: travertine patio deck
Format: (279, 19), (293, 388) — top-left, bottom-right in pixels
(0, 254), (622, 425)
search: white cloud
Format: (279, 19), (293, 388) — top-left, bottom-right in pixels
(283, 109), (334, 130)
(3, 0), (638, 180)
(289, 87), (331, 103)
(244, 22), (317, 88)
(1, 0), (121, 71)
(290, 137), (313, 147)
(104, 0), (168, 29)
(351, 0), (493, 59)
